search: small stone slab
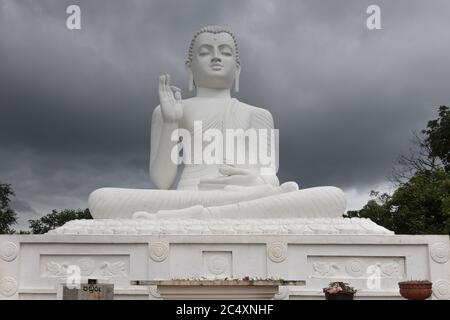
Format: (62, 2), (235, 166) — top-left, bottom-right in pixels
(63, 283), (114, 300)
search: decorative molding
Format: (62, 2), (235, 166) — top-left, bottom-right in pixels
(0, 242), (18, 262)
(312, 261), (339, 277)
(45, 261), (69, 277)
(310, 257), (403, 279)
(207, 255), (228, 275)
(430, 242), (450, 264)
(345, 259), (364, 277)
(432, 279), (450, 300)
(78, 258), (95, 276)
(101, 261), (127, 277)
(0, 277), (18, 297)
(274, 286), (289, 300)
(149, 286), (161, 299)
(267, 242), (287, 263)
(43, 259), (127, 278)
(48, 218), (394, 235)
(149, 242), (169, 262)
(202, 251), (232, 278)
(380, 262), (400, 277)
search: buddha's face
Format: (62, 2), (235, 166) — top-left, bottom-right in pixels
(189, 32), (239, 90)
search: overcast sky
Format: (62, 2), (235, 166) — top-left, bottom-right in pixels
(1, 0), (449, 230)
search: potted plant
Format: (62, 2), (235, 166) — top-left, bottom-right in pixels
(323, 282), (357, 300)
(398, 280), (433, 300)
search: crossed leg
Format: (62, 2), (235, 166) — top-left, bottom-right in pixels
(89, 182), (298, 219)
(132, 185), (346, 220)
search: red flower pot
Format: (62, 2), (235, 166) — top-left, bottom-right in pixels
(398, 281), (433, 300)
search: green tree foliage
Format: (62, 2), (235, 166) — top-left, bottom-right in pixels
(423, 105), (450, 172)
(28, 208), (92, 234)
(346, 106), (450, 235)
(346, 171), (450, 234)
(0, 183), (17, 234)
(346, 191), (395, 231)
(390, 169), (450, 234)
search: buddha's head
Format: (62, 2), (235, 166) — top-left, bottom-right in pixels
(186, 26), (241, 92)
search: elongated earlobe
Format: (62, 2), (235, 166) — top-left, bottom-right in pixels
(189, 73), (194, 92)
(186, 66), (194, 92)
(234, 67), (241, 92)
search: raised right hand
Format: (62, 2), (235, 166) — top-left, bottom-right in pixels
(159, 74), (182, 123)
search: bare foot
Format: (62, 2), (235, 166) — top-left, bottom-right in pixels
(155, 205), (209, 219)
(132, 211), (156, 219)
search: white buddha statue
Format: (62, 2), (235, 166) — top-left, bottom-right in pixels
(88, 26), (346, 221)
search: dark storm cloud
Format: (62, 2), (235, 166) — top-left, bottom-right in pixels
(1, 0), (450, 226)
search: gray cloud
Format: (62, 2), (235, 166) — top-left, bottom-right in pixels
(1, 0), (450, 227)
(9, 197), (39, 231)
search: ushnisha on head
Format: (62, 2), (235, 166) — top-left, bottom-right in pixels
(186, 26), (241, 92)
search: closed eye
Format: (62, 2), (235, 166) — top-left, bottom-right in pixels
(219, 44), (234, 57)
(198, 44), (213, 57)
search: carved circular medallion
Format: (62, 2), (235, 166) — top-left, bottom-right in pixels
(0, 242), (18, 262)
(149, 242), (169, 262)
(433, 279), (450, 300)
(77, 258), (96, 276)
(208, 255), (228, 275)
(345, 259), (364, 277)
(267, 242), (287, 263)
(430, 242), (450, 264)
(0, 277), (18, 297)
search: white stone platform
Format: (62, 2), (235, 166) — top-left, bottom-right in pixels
(1, 233), (449, 300)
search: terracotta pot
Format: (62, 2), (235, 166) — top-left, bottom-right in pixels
(398, 281), (433, 300)
(324, 292), (354, 300)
